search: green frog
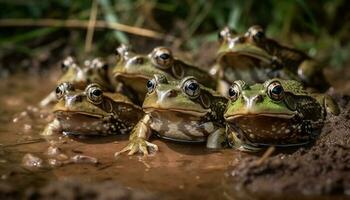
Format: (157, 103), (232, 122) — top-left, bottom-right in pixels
(224, 79), (340, 151)
(116, 75), (227, 156)
(42, 82), (143, 136)
(113, 45), (216, 104)
(211, 25), (330, 96)
(40, 57), (113, 107)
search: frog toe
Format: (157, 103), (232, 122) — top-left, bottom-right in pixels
(145, 141), (158, 152)
(128, 145), (139, 155)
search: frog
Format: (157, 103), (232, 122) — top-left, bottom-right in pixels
(41, 82), (143, 136)
(211, 25), (330, 97)
(224, 78), (340, 151)
(112, 44), (216, 104)
(40, 56), (113, 107)
(116, 75), (228, 156)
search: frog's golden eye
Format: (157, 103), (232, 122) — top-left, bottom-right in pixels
(86, 84), (103, 104)
(55, 82), (74, 99)
(152, 47), (173, 69)
(267, 81), (285, 101)
(182, 78), (200, 99)
(146, 79), (157, 93)
(61, 56), (75, 72)
(228, 83), (241, 101)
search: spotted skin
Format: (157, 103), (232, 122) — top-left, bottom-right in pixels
(40, 57), (113, 107)
(213, 26), (330, 97)
(224, 79), (338, 152)
(112, 45), (216, 104)
(117, 76), (227, 156)
(41, 83), (143, 136)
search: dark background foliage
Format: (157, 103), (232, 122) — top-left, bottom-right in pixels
(0, 0), (349, 76)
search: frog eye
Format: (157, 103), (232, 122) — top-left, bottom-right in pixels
(55, 82), (74, 99)
(91, 58), (109, 74)
(247, 26), (265, 42)
(86, 84), (103, 104)
(152, 47), (173, 69)
(146, 79), (157, 93)
(228, 83), (241, 101)
(61, 56), (75, 72)
(182, 78), (200, 98)
(218, 27), (236, 42)
(267, 81), (285, 101)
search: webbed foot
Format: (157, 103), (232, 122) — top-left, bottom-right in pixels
(115, 138), (158, 156)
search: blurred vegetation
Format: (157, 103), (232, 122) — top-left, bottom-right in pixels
(0, 0), (349, 76)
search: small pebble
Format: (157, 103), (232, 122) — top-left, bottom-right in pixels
(70, 154), (98, 164)
(46, 146), (62, 157)
(56, 153), (69, 161)
(23, 124), (32, 131)
(22, 153), (43, 169)
(47, 158), (62, 167)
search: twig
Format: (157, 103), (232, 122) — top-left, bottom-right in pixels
(85, 0), (98, 53)
(0, 18), (171, 40)
(255, 146), (275, 166)
(2, 138), (45, 148)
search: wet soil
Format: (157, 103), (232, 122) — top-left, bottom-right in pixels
(0, 71), (349, 200)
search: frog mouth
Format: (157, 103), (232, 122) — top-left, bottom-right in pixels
(113, 72), (150, 81)
(225, 113), (295, 121)
(54, 110), (104, 119)
(54, 111), (112, 136)
(226, 114), (306, 145)
(227, 44), (271, 62)
(143, 107), (208, 117)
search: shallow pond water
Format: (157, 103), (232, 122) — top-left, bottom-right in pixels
(0, 73), (249, 199)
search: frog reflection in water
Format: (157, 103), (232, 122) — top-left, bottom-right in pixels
(40, 57), (113, 107)
(42, 83), (143, 136)
(224, 79), (339, 151)
(211, 25), (330, 96)
(113, 45), (216, 104)
(116, 75), (227, 156)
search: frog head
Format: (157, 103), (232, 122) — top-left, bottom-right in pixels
(142, 75), (215, 117)
(215, 26), (276, 77)
(224, 79), (313, 149)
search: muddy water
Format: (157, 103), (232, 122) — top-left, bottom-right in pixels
(0, 73), (249, 199)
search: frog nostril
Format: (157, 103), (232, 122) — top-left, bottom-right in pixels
(253, 95), (263, 103)
(72, 95), (83, 103)
(232, 36), (245, 45)
(166, 90), (177, 98)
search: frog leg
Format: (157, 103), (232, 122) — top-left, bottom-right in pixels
(313, 94), (340, 116)
(298, 60), (329, 91)
(226, 125), (261, 152)
(323, 95), (340, 115)
(115, 114), (158, 156)
(39, 91), (57, 107)
(206, 128), (226, 149)
(297, 59), (319, 82)
(41, 118), (62, 136)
